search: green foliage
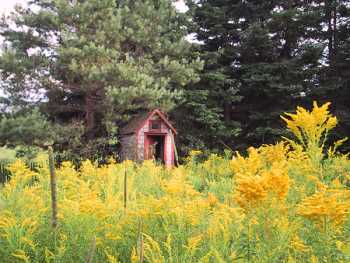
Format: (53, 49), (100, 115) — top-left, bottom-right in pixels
(0, 147), (16, 163)
(0, 103), (350, 262)
(0, 0), (202, 160)
(0, 109), (55, 147)
(1, 0), (350, 159)
(0, 108), (88, 161)
(185, 0), (350, 152)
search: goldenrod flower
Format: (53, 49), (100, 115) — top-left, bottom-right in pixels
(297, 188), (350, 227)
(234, 161), (290, 210)
(281, 102), (341, 158)
(290, 235), (309, 252)
(187, 234), (203, 253)
(12, 249), (30, 262)
(130, 247), (138, 263)
(207, 192), (218, 207)
(105, 250), (119, 263)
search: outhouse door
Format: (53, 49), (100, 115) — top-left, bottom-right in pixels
(145, 134), (165, 164)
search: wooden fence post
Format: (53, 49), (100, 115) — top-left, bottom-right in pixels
(169, 130), (179, 166)
(138, 221), (144, 263)
(48, 146), (58, 229)
(124, 163), (127, 211)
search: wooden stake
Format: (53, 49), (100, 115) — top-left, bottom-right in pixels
(124, 164), (127, 210)
(85, 236), (96, 263)
(139, 233), (144, 263)
(48, 146), (58, 229)
(138, 221), (144, 263)
(169, 130), (179, 166)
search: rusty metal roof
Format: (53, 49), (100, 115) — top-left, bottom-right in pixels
(120, 112), (149, 135)
(120, 109), (177, 135)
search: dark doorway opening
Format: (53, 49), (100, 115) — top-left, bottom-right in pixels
(148, 135), (165, 164)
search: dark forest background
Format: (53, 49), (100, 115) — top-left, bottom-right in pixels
(0, 0), (349, 161)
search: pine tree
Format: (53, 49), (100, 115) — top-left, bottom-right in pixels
(187, 0), (325, 150)
(0, 0), (202, 159)
(313, 0), (350, 151)
(175, 0), (243, 153)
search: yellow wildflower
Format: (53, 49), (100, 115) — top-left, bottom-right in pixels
(290, 235), (309, 252)
(143, 234), (165, 263)
(207, 192), (218, 207)
(130, 247), (138, 263)
(262, 162), (290, 200)
(234, 174), (267, 209)
(105, 250), (119, 263)
(12, 249), (30, 262)
(0, 214), (16, 228)
(281, 102), (343, 162)
(187, 234), (203, 253)
(44, 247), (55, 261)
(231, 147), (263, 177)
(105, 232), (121, 241)
(234, 162), (290, 210)
(297, 188), (350, 226)
(185, 150), (203, 163)
(20, 236), (36, 250)
(310, 255), (318, 263)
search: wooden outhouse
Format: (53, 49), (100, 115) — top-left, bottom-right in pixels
(120, 109), (177, 167)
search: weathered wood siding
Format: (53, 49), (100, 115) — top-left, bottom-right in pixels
(120, 134), (138, 161)
(120, 111), (175, 166)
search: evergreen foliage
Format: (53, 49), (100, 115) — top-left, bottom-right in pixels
(0, 0), (202, 159)
(186, 0), (350, 152)
(0, 0), (350, 157)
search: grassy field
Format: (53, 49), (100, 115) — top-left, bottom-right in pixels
(0, 102), (350, 263)
(0, 147), (16, 162)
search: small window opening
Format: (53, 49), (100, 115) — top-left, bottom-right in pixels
(150, 120), (161, 131)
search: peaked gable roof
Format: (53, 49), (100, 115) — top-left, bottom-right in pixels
(120, 109), (177, 135)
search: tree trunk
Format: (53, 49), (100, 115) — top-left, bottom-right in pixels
(280, 0), (293, 59)
(326, 0), (335, 67)
(333, 2), (337, 62)
(85, 91), (96, 138)
(223, 101), (232, 123)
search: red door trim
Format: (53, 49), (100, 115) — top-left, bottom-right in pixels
(144, 133), (167, 163)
